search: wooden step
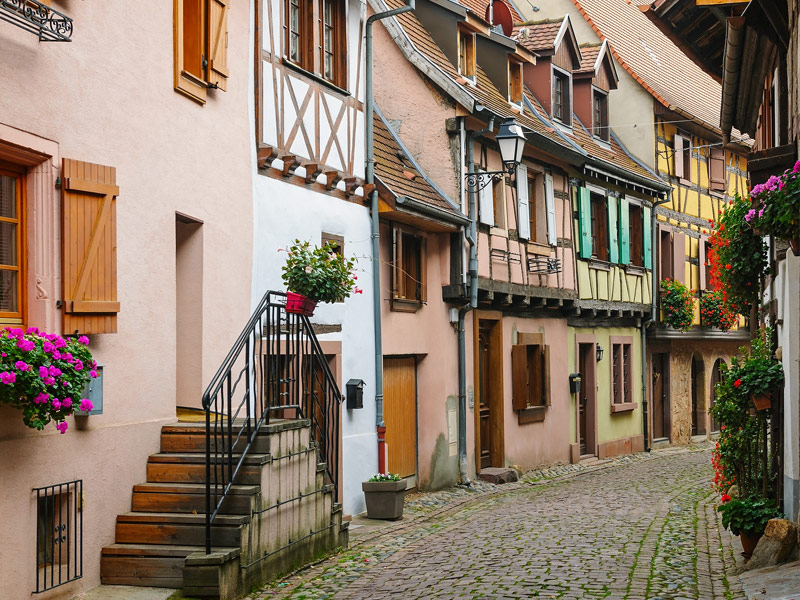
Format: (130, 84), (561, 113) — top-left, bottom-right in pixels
(116, 512), (247, 547)
(146, 453), (266, 485)
(160, 424), (272, 454)
(131, 482), (258, 515)
(100, 543), (238, 588)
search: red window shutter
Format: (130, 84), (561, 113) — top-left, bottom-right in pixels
(709, 147), (726, 191)
(62, 159), (120, 334)
(674, 135), (684, 179)
(511, 345), (529, 411)
(207, 0), (230, 91)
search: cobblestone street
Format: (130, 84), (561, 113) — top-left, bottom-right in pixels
(251, 446), (747, 600)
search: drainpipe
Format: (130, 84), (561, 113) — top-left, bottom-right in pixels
(643, 191), (672, 451)
(366, 0), (415, 474)
(457, 116), (494, 485)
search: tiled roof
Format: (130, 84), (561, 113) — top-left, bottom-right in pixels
(576, 44), (601, 74)
(373, 108), (464, 218)
(457, 0), (523, 24)
(568, 0), (726, 134)
(513, 20), (562, 53)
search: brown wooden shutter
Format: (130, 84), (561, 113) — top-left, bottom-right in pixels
(709, 147), (726, 191)
(542, 345), (551, 406)
(511, 345), (528, 411)
(672, 231), (686, 284)
(673, 135), (684, 179)
(207, 0), (230, 91)
(62, 159), (120, 334)
(419, 236), (427, 304)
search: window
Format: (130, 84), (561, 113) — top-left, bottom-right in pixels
(458, 28), (476, 79)
(511, 342), (551, 424)
(552, 68), (571, 125)
(0, 168), (23, 324)
(673, 134), (691, 181)
(321, 232), (344, 256)
(629, 203), (643, 267)
(283, 0), (346, 87)
(492, 178), (506, 229)
(593, 90), (609, 141)
(527, 175), (538, 241)
(174, 0), (229, 104)
(610, 338), (634, 410)
(589, 192), (608, 261)
(509, 60), (523, 104)
(391, 226), (426, 311)
(34, 480), (83, 593)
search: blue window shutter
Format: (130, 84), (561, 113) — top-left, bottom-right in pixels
(608, 195), (619, 263)
(618, 196), (629, 265)
(578, 186), (592, 259)
(643, 205), (652, 269)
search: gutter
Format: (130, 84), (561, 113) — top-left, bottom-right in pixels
(720, 17), (746, 141)
(365, 0), (416, 475)
(395, 195), (470, 226)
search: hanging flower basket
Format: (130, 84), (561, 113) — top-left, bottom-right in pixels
(285, 291), (318, 316)
(746, 163), (800, 243)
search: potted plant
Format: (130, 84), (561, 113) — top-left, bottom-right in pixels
(699, 290), (737, 331)
(746, 162), (800, 253)
(718, 496), (782, 559)
(0, 327), (97, 434)
(659, 279), (694, 332)
(280, 240), (359, 316)
(362, 472), (406, 520)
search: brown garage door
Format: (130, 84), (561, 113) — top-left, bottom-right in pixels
(384, 357), (417, 478)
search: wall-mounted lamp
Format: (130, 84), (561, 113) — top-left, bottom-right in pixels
(595, 344), (604, 362)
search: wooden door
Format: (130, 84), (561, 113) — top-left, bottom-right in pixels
(710, 359), (723, 433)
(478, 327), (492, 469)
(578, 343), (596, 456)
(384, 357), (417, 478)
(652, 353), (670, 440)
(476, 319), (504, 470)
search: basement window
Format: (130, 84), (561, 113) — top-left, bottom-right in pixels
(34, 480), (83, 593)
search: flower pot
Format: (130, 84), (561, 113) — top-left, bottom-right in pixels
(740, 531), (763, 559)
(285, 292), (317, 316)
(752, 393), (771, 411)
(790, 237), (800, 256)
(362, 479), (406, 520)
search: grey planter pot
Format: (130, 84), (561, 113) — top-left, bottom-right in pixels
(362, 479), (407, 520)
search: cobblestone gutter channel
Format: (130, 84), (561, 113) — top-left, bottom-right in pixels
(250, 444), (749, 600)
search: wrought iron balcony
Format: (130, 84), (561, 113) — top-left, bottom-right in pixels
(0, 0), (73, 42)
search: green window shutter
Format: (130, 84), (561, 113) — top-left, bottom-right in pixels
(578, 186), (592, 259)
(608, 195), (619, 263)
(618, 196), (629, 265)
(643, 205), (652, 269)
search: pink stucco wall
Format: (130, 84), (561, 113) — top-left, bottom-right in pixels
(0, 1), (253, 597)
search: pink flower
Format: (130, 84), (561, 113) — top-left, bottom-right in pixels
(42, 341), (55, 353)
(14, 360), (29, 372)
(16, 338), (34, 351)
(26, 327), (39, 335)
(74, 360), (84, 371)
(34, 392), (49, 404)
(90, 370), (98, 378)
(48, 365), (62, 377)
(61, 397), (72, 409)
(793, 160), (800, 174)
(0, 371), (16, 385)
(78, 335), (89, 345)
(52, 350), (61, 360)
(51, 398), (61, 410)
(39, 366), (48, 378)
(56, 422), (68, 434)
(79, 399), (93, 412)
(53, 337), (66, 349)
(44, 376), (56, 386)
(744, 209), (756, 222)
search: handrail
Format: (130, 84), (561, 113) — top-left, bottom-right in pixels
(202, 291), (343, 553)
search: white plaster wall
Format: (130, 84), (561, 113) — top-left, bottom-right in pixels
(251, 176), (377, 515)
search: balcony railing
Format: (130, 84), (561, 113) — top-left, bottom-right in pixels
(0, 0), (73, 41)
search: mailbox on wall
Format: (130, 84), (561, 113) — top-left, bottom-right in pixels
(569, 373), (582, 395)
(346, 379), (365, 409)
(76, 365), (103, 415)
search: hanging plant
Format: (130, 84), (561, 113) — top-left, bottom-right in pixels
(280, 240), (360, 303)
(660, 278), (694, 332)
(699, 290), (737, 331)
(746, 162), (800, 243)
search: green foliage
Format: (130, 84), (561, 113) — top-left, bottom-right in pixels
(736, 329), (784, 398)
(660, 278), (694, 332)
(717, 497), (782, 536)
(699, 290), (737, 331)
(367, 473), (401, 482)
(280, 240), (358, 303)
(748, 164), (800, 241)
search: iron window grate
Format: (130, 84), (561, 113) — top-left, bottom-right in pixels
(33, 479), (83, 593)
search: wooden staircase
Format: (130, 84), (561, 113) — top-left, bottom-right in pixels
(101, 420), (347, 596)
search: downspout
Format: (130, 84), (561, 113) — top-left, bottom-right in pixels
(643, 190), (672, 451)
(457, 116), (494, 485)
(366, 0), (415, 474)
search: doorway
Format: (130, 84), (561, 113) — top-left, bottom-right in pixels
(176, 214), (203, 411)
(476, 318), (504, 470)
(709, 359), (725, 433)
(383, 357), (417, 480)
(652, 353), (671, 440)
(578, 342), (597, 456)
(691, 355), (706, 436)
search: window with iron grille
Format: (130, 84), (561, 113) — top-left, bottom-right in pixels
(34, 480), (83, 593)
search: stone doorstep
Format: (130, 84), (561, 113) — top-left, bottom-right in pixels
(476, 467), (519, 484)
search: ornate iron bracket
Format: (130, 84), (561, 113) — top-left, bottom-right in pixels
(0, 0), (73, 42)
(465, 165), (516, 193)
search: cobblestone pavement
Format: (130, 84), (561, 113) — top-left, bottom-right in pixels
(250, 446), (747, 600)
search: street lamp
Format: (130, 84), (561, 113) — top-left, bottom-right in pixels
(464, 118), (526, 192)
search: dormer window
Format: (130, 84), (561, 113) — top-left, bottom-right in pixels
(593, 89), (609, 142)
(552, 67), (571, 125)
(458, 27), (476, 80)
(509, 60), (523, 104)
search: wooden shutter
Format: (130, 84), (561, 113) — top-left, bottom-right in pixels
(709, 147), (726, 192)
(478, 170), (494, 226)
(207, 0), (230, 91)
(609, 196), (621, 264)
(577, 186), (592, 258)
(545, 173), (557, 246)
(643, 205), (652, 269)
(674, 135), (684, 179)
(699, 235), (707, 289)
(672, 231), (686, 284)
(391, 226), (400, 298)
(516, 164), (530, 240)
(511, 345), (529, 411)
(542, 345), (551, 406)
(419, 236), (427, 303)
(61, 159), (120, 334)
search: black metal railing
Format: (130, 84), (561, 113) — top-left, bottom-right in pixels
(33, 479), (83, 593)
(202, 291), (342, 553)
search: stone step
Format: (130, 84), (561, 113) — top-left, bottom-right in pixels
(131, 482), (259, 515)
